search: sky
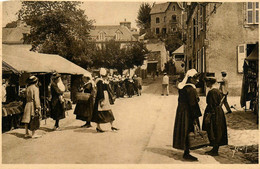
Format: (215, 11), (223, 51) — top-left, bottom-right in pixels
(2, 1), (155, 29)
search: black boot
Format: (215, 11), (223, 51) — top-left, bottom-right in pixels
(183, 150), (198, 161)
(206, 146), (219, 156)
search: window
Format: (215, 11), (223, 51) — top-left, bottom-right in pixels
(172, 26), (177, 32)
(172, 15), (177, 22)
(162, 28), (167, 34)
(173, 5), (175, 11)
(115, 30), (122, 40)
(164, 16), (166, 22)
(156, 28), (160, 34)
(247, 2), (259, 24)
(98, 32), (105, 40)
(247, 2), (253, 23)
(156, 17), (160, 23)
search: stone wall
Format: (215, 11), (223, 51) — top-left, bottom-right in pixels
(206, 2), (259, 95)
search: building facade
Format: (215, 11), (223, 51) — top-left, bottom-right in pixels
(89, 21), (138, 48)
(184, 2), (259, 95)
(150, 2), (184, 35)
(146, 42), (169, 72)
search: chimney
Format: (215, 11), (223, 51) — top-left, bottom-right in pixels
(120, 19), (131, 29)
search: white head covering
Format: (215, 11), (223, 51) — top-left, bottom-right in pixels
(57, 77), (65, 92)
(100, 68), (107, 76)
(177, 69), (198, 89)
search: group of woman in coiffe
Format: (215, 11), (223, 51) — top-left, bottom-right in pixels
(22, 67), (227, 161)
(173, 69), (228, 161)
(22, 68), (118, 138)
(74, 67), (118, 132)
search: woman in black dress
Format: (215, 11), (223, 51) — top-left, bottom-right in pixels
(202, 77), (228, 156)
(50, 73), (66, 130)
(91, 68), (119, 132)
(173, 69), (202, 161)
(74, 76), (94, 128)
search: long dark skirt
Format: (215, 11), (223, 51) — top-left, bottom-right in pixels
(91, 110), (115, 123)
(50, 99), (65, 120)
(173, 103), (200, 150)
(127, 83), (135, 96)
(202, 106), (228, 146)
(74, 97), (93, 122)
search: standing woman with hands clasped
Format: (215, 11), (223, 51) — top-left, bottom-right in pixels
(202, 77), (228, 156)
(172, 69), (202, 161)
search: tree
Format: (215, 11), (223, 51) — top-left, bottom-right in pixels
(90, 40), (148, 74)
(129, 42), (149, 67)
(136, 3), (151, 35)
(17, 1), (94, 69)
(164, 29), (183, 55)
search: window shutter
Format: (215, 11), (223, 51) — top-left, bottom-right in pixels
(198, 7), (200, 35)
(197, 50), (201, 72)
(202, 47), (205, 72)
(255, 2), (259, 23)
(237, 44), (246, 73)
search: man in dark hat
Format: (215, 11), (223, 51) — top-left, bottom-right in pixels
(219, 71), (232, 114)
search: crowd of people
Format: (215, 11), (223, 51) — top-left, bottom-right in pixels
(105, 73), (143, 98)
(22, 68), (143, 137)
(19, 66), (232, 162)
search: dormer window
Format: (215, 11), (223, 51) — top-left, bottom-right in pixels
(98, 31), (105, 40)
(173, 5), (176, 11)
(115, 30), (122, 40)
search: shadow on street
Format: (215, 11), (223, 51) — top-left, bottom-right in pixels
(145, 147), (186, 162)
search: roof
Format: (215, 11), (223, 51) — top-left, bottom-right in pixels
(89, 25), (137, 41)
(2, 61), (19, 74)
(150, 2), (170, 14)
(2, 26), (30, 44)
(150, 2), (184, 14)
(172, 45), (184, 54)
(146, 42), (166, 52)
(2, 44), (92, 77)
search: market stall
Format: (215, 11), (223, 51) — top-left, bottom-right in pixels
(2, 44), (92, 131)
(240, 44), (259, 123)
